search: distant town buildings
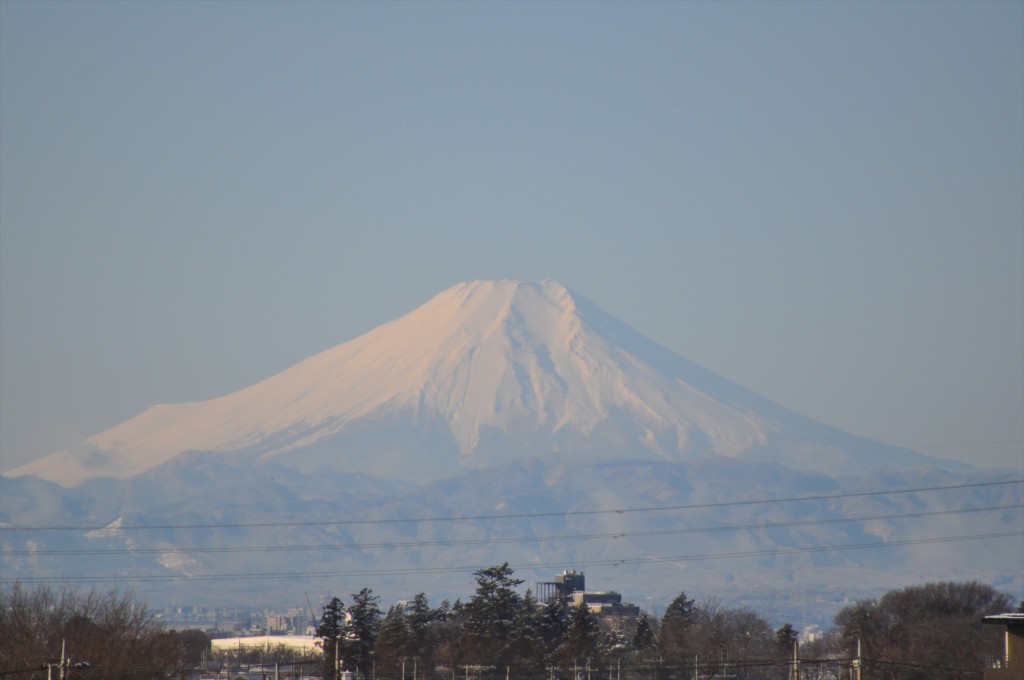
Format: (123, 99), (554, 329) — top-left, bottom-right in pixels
(157, 606), (314, 636)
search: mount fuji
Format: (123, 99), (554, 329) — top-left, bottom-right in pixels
(3, 280), (1018, 621)
(9, 280), (957, 485)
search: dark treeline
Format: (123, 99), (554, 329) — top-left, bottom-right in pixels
(312, 565), (1014, 680)
(1, 570), (1016, 680)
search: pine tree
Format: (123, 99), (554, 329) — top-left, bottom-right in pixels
(631, 612), (654, 652)
(510, 589), (547, 672)
(462, 563), (524, 666)
(433, 600), (465, 678)
(600, 625), (630, 668)
(375, 603), (412, 675)
(658, 591), (695, 663)
(537, 599), (569, 666)
(315, 597), (346, 680)
(342, 588), (382, 678)
(558, 601), (601, 669)
(406, 592), (436, 663)
(775, 622), (798, 656)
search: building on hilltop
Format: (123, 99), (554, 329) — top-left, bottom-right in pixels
(536, 569), (585, 606)
(535, 570), (640, 617)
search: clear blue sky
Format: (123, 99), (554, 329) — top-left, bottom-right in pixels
(2, 0), (1021, 472)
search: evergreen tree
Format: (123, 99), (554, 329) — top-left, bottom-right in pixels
(161, 629), (211, 667)
(342, 588), (382, 678)
(658, 591), (695, 663)
(558, 601), (601, 669)
(434, 600), (465, 678)
(374, 603), (412, 675)
(462, 563), (525, 666)
(510, 590), (547, 672)
(631, 612), (654, 652)
(407, 592), (439, 665)
(600, 624), (630, 671)
(315, 597), (346, 680)
(537, 599), (569, 666)
(775, 622), (798, 656)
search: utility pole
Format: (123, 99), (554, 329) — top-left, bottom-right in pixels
(42, 640), (89, 680)
(790, 639), (799, 680)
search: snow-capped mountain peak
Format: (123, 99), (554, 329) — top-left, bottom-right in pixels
(9, 280), (952, 485)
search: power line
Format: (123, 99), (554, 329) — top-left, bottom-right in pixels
(4, 478), (1019, 533)
(0, 656), (988, 679)
(6, 503), (1018, 556)
(5, 530), (1018, 585)
(865, 657), (984, 675)
(645, 530), (1022, 564)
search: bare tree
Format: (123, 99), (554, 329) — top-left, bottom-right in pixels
(0, 583), (203, 680)
(834, 580), (1012, 680)
(686, 598), (775, 677)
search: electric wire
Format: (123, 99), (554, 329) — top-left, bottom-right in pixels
(5, 530), (1018, 584)
(3, 478), (1019, 533)
(865, 657), (985, 674)
(5, 502), (1018, 557)
(3, 658), (923, 680)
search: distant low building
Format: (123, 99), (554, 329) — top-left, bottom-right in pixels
(570, 591), (641, 617)
(982, 612), (1024, 680)
(210, 635), (319, 652)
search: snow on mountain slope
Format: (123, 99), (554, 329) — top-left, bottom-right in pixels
(10, 280), (955, 485)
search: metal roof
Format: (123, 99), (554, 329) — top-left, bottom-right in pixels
(982, 613), (1024, 625)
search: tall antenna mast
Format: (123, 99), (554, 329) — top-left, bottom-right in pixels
(305, 592), (317, 632)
